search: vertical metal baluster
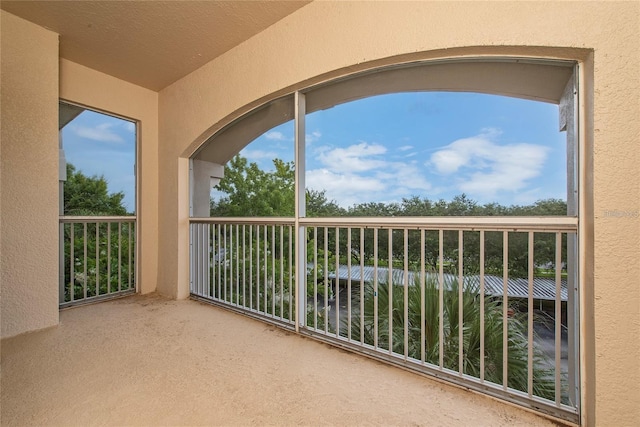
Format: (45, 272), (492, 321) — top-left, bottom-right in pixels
(347, 227), (352, 340)
(272, 225), (276, 317)
(480, 230), (485, 382)
(83, 222), (88, 299)
(360, 227), (365, 345)
(209, 224), (214, 298)
(404, 228), (409, 360)
(198, 223), (203, 296)
(204, 223), (208, 297)
(209, 223), (212, 297)
(263, 225), (268, 314)
(192, 223), (196, 295)
(288, 224), (293, 323)
(195, 224), (199, 296)
(324, 227), (329, 333)
(117, 222), (122, 292)
(314, 227), (318, 328)
(196, 223), (200, 296)
(256, 225), (260, 311)
(218, 225), (223, 300)
(280, 225), (285, 319)
(207, 223), (211, 297)
(459, 230), (464, 375)
(229, 224), (234, 303)
(225, 225), (230, 301)
(201, 224), (206, 297)
(224, 225), (228, 302)
(528, 231), (534, 398)
(189, 223), (192, 295)
(128, 221), (132, 290)
(249, 225), (253, 309)
(70, 223), (75, 301)
(439, 229), (444, 369)
(420, 229), (425, 364)
(555, 232), (562, 406)
(107, 223), (111, 294)
(236, 225), (240, 305)
(373, 228), (379, 349)
(220, 224), (229, 302)
(388, 228), (393, 355)
(503, 231), (509, 390)
(96, 223), (100, 297)
(215, 224), (220, 299)
(243, 225), (247, 307)
(335, 227), (340, 337)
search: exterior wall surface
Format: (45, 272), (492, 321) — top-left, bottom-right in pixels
(157, 2), (639, 426)
(59, 60), (159, 295)
(1, 11), (60, 338)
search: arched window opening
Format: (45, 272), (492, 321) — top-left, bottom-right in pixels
(189, 58), (580, 423)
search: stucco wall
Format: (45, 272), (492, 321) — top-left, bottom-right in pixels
(157, 2), (639, 425)
(1, 11), (60, 338)
(59, 60), (159, 295)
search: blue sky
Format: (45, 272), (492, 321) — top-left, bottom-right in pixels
(61, 91), (566, 213)
(241, 91), (566, 208)
(61, 110), (136, 212)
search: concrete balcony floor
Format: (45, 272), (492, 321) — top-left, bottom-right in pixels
(2, 294), (561, 426)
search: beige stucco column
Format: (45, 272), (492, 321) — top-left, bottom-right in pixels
(1, 11), (60, 338)
(191, 159), (224, 217)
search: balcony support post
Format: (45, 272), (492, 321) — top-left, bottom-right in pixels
(294, 91), (306, 331)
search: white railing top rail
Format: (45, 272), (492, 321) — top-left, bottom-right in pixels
(190, 216), (577, 232)
(59, 216), (136, 223)
(190, 217), (295, 225)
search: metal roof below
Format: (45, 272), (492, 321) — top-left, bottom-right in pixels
(320, 264), (568, 302)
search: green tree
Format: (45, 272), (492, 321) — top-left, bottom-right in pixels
(64, 163), (128, 215)
(307, 189), (345, 217)
(62, 164), (133, 303)
(211, 155), (295, 217)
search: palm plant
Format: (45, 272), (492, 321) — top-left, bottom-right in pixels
(346, 274), (557, 401)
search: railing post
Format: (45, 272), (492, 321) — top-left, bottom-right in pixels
(294, 91), (307, 331)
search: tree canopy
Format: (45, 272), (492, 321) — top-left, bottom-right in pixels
(211, 154), (566, 219)
(210, 154), (569, 277)
(211, 155), (295, 217)
(64, 163), (128, 216)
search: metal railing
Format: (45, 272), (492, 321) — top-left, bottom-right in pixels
(59, 216), (136, 308)
(190, 216), (579, 422)
(190, 218), (296, 326)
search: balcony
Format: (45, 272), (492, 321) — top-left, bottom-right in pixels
(1, 293), (568, 426)
(189, 216), (579, 423)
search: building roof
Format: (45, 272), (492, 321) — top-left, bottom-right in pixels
(321, 264), (568, 302)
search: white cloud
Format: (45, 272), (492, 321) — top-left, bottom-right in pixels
(264, 130), (321, 143)
(306, 131), (322, 144)
(317, 142), (387, 173)
(306, 141), (433, 207)
(265, 131), (289, 141)
(429, 130), (548, 198)
(306, 168), (386, 207)
(398, 145), (413, 151)
(72, 123), (123, 143)
(124, 121), (136, 133)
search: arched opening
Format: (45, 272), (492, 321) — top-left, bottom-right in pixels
(188, 57), (580, 422)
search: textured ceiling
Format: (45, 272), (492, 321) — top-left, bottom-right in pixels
(1, 1), (310, 91)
